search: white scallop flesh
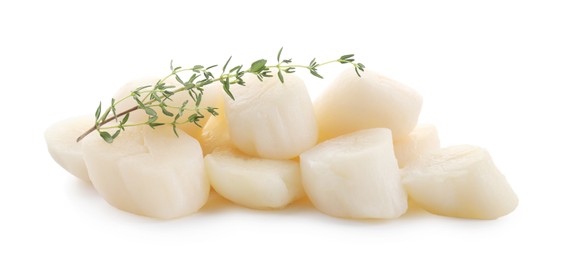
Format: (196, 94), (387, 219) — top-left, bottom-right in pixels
(300, 128), (408, 219)
(224, 73), (317, 159)
(393, 124), (440, 168)
(402, 145), (518, 219)
(314, 68), (422, 141)
(205, 149), (303, 209)
(81, 126), (209, 219)
(45, 115), (93, 182)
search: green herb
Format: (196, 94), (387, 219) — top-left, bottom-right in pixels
(76, 48), (365, 143)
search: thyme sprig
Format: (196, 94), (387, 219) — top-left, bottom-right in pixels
(77, 48), (365, 143)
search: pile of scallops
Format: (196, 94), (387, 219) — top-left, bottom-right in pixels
(45, 69), (518, 220)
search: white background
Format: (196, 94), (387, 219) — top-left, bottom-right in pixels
(1, 0), (571, 259)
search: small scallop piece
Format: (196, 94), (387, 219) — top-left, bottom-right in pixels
(205, 149), (303, 209)
(224, 73), (318, 159)
(45, 115), (93, 182)
(393, 124), (440, 168)
(300, 128), (408, 219)
(314, 68), (422, 141)
(402, 145), (518, 219)
(81, 126), (209, 219)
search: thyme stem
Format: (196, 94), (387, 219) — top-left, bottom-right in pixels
(77, 105), (138, 142)
(77, 48), (365, 143)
